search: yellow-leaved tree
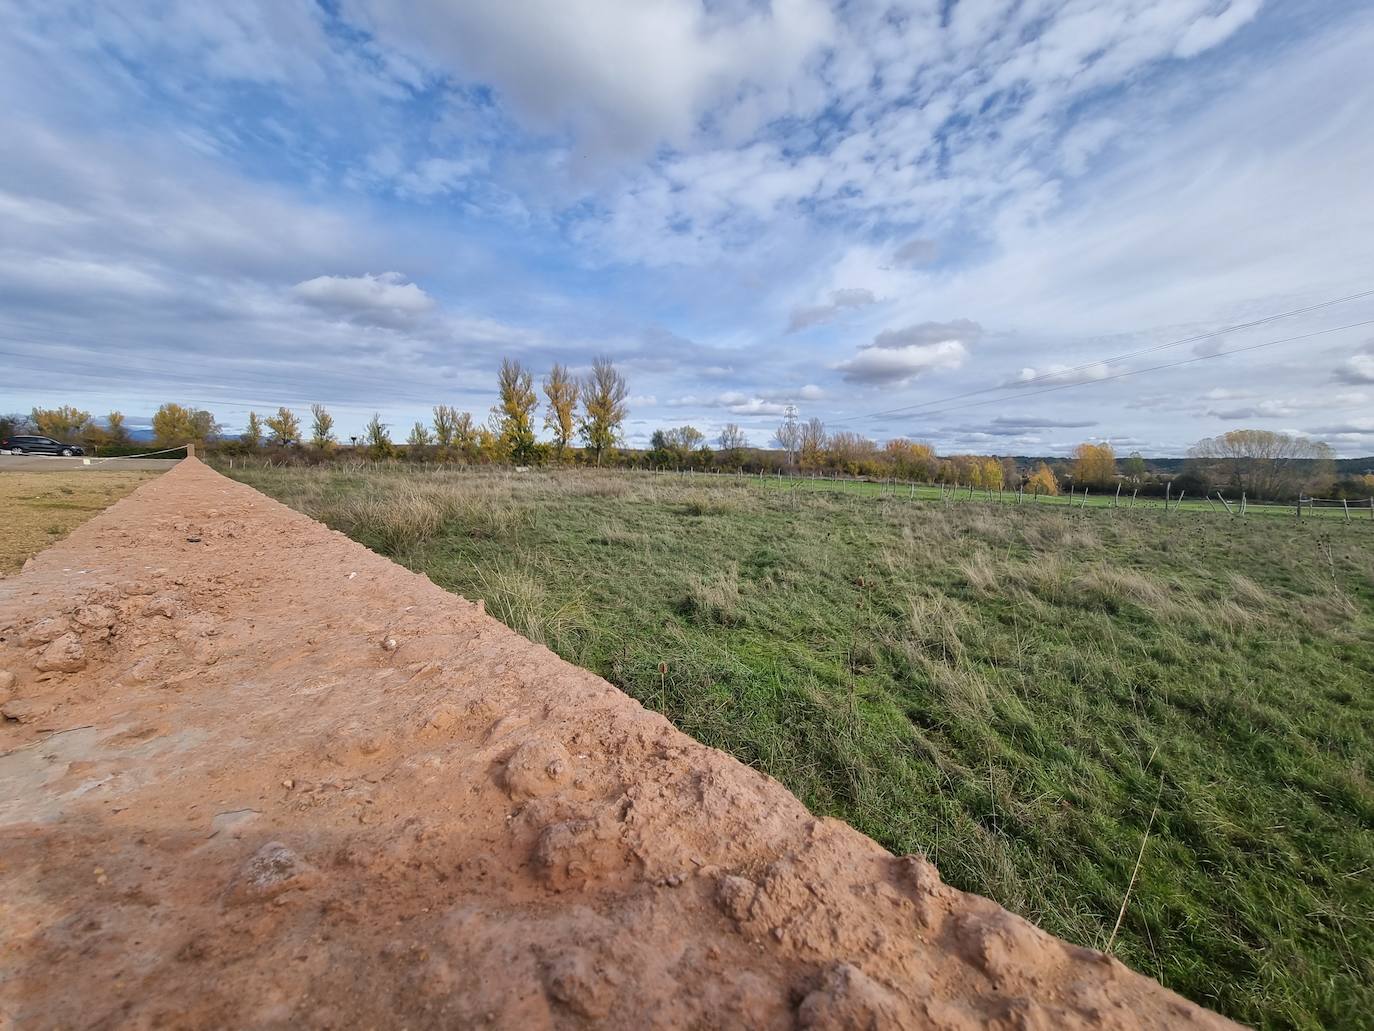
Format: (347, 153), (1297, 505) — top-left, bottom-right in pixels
(152, 403), (219, 448)
(264, 407), (301, 446)
(243, 411), (263, 448)
(579, 356), (628, 466)
(31, 405), (93, 440)
(494, 358), (539, 464)
(542, 363), (579, 459)
(1026, 462), (1060, 496)
(1072, 442), (1116, 488)
(432, 405), (458, 449)
(365, 412), (394, 459)
(884, 438), (937, 481)
(973, 456), (1004, 490)
(310, 403), (336, 450)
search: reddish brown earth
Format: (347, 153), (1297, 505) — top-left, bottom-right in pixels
(0, 460), (1239, 1029)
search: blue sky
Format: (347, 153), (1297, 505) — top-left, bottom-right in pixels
(3, 0), (1374, 454)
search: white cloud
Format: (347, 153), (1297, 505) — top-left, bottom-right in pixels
(834, 319), (978, 385)
(292, 272), (436, 322)
(724, 398), (789, 416)
(836, 340), (967, 386)
(871, 320), (981, 352)
(664, 388), (808, 416)
(1174, 0), (1264, 59)
(1334, 353), (1374, 385)
(345, 0), (834, 159)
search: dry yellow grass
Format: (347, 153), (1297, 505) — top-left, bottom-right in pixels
(0, 470), (160, 574)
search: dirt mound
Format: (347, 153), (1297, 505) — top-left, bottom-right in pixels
(0, 460), (1237, 1028)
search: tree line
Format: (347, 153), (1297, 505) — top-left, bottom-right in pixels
(1, 406), (134, 450)
(223, 357), (630, 466)
(642, 418), (1362, 502)
(7, 380), (1367, 500)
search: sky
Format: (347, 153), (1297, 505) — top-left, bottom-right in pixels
(2, 0), (1374, 456)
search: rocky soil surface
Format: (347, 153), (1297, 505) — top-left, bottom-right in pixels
(0, 460), (1239, 1029)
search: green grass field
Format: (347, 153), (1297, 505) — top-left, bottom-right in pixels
(754, 469), (1370, 520)
(226, 462), (1374, 1029)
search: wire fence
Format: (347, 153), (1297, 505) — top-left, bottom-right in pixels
(653, 466), (1374, 524)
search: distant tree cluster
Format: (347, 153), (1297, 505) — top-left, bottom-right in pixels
(1, 406), (133, 453)
(633, 417), (1357, 502)
(8, 382), (1360, 503)
(1186, 429), (1334, 499)
(203, 355), (634, 468)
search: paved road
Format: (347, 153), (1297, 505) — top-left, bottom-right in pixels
(0, 454), (181, 472)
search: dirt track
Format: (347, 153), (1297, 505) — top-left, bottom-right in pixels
(0, 460), (1237, 1029)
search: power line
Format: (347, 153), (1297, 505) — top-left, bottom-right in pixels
(827, 287), (1374, 426)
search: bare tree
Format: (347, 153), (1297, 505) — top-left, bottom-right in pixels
(1188, 429), (1334, 499)
(718, 423), (748, 451)
(0, 412), (32, 439)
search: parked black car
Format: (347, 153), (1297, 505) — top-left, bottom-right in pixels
(0, 434), (85, 456)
